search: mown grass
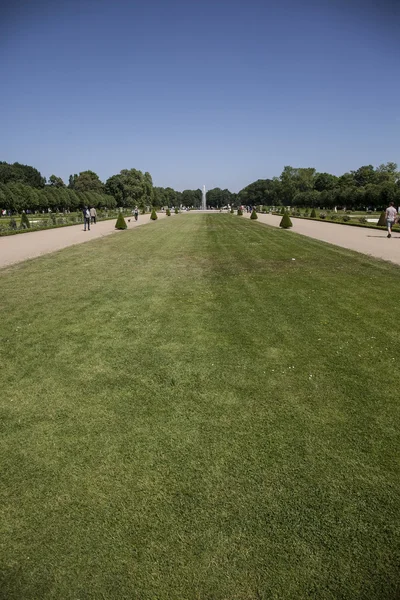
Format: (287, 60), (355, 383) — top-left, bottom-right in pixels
(0, 214), (399, 599)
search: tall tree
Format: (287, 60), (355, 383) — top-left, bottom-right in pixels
(0, 161), (46, 188)
(49, 175), (65, 187)
(74, 170), (104, 192)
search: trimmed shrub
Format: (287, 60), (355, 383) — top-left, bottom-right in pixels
(166, 208), (171, 216)
(9, 218), (17, 230)
(250, 209), (258, 220)
(174, 207), (179, 214)
(342, 215), (351, 222)
(237, 208), (243, 216)
(319, 212), (327, 219)
(330, 214), (338, 221)
(20, 213), (30, 229)
(358, 216), (367, 224)
(280, 211), (293, 228)
(150, 209), (158, 220)
(377, 211), (386, 227)
(115, 213), (127, 229)
(230, 207), (234, 214)
(280, 206), (285, 214)
(310, 208), (317, 218)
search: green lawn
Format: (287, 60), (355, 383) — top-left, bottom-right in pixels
(1, 215), (399, 599)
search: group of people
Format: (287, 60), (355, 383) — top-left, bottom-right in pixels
(82, 206), (97, 231)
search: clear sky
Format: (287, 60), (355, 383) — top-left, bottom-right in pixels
(1, 0), (399, 192)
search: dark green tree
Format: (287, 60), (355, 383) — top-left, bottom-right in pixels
(250, 209), (258, 219)
(310, 208), (317, 218)
(377, 211), (386, 227)
(280, 212), (293, 228)
(0, 161), (45, 188)
(115, 213), (127, 229)
(74, 170), (104, 193)
(49, 175), (65, 187)
(20, 212), (30, 229)
(150, 208), (158, 220)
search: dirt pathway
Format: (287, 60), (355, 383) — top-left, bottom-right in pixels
(0, 213), (167, 269)
(244, 213), (400, 266)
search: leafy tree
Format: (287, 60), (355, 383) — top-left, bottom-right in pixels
(49, 175), (65, 187)
(68, 174), (78, 189)
(0, 161), (45, 188)
(280, 211), (293, 228)
(351, 165), (376, 187)
(314, 172), (338, 191)
(181, 189), (202, 208)
(115, 213), (127, 229)
(74, 170), (104, 193)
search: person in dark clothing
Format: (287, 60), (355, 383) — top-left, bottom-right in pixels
(83, 206), (91, 231)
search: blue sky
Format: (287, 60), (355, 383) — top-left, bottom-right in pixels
(1, 0), (399, 191)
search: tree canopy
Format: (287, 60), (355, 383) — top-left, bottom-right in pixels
(1, 159), (399, 213)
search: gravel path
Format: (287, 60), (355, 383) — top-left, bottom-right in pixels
(0, 213), (167, 269)
(244, 213), (400, 266)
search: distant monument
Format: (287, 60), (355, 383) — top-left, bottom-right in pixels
(202, 185), (206, 210)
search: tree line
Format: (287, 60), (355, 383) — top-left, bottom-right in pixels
(237, 163), (400, 210)
(1, 160), (399, 213)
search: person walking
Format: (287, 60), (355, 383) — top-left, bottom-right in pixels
(134, 207), (139, 221)
(90, 206), (97, 224)
(83, 206), (91, 231)
(385, 202), (397, 238)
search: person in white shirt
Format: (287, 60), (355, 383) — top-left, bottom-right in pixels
(385, 202), (397, 238)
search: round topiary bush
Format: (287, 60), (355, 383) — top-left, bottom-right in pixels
(166, 208), (171, 216)
(250, 209), (258, 220)
(310, 208), (317, 218)
(280, 206), (285, 215)
(20, 213), (30, 229)
(150, 209), (158, 220)
(174, 207), (179, 214)
(237, 208), (243, 216)
(280, 211), (293, 229)
(115, 213), (127, 229)
(377, 211), (386, 227)
(342, 215), (351, 222)
(230, 208), (234, 214)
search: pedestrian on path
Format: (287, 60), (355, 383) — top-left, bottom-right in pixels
(83, 206), (91, 231)
(385, 202), (397, 238)
(90, 206), (97, 224)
